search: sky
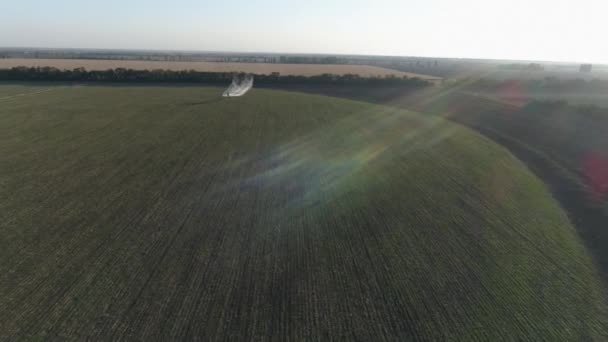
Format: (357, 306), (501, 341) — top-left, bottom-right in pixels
(1, 0), (606, 63)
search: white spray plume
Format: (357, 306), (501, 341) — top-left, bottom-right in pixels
(223, 74), (254, 97)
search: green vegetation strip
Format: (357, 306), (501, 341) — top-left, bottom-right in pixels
(0, 85), (605, 340)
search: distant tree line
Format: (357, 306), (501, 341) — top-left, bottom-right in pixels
(378, 60), (452, 78)
(276, 56), (347, 64)
(0, 67), (432, 87)
(0, 51), (355, 64)
(501, 63), (544, 71)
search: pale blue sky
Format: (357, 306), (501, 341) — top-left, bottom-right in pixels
(1, 0), (606, 63)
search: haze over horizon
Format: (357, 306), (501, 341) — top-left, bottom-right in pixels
(1, 0), (606, 64)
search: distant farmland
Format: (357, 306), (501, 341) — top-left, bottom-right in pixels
(0, 58), (441, 80)
(0, 84), (605, 340)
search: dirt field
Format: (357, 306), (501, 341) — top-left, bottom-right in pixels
(0, 58), (441, 80)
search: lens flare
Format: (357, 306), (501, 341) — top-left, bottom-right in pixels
(208, 106), (458, 217)
(583, 152), (608, 202)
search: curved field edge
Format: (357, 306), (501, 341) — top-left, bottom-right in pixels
(0, 85), (606, 340)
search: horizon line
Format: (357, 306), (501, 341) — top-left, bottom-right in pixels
(1, 46), (604, 66)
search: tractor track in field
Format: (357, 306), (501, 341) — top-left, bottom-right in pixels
(0, 87), (64, 101)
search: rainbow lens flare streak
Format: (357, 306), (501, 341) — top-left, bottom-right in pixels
(207, 107), (458, 217)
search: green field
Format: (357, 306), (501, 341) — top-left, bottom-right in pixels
(0, 84), (606, 340)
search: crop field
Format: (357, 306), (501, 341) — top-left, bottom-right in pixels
(0, 58), (442, 80)
(0, 84), (606, 340)
(297, 84), (608, 282)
